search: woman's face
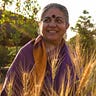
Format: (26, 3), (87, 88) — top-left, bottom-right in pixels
(39, 7), (69, 44)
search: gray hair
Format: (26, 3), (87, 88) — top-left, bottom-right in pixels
(40, 3), (69, 24)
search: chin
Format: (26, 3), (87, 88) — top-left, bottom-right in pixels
(47, 37), (58, 40)
(48, 38), (57, 41)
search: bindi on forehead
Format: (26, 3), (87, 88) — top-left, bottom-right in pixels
(51, 15), (64, 19)
(52, 14), (56, 18)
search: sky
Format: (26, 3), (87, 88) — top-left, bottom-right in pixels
(37, 0), (96, 40)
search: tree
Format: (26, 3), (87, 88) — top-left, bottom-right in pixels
(70, 10), (96, 63)
(0, 0), (40, 69)
(1, 0), (13, 10)
(0, 0), (40, 45)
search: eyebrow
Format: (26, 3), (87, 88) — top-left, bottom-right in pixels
(43, 16), (65, 19)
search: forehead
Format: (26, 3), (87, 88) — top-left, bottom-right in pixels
(42, 7), (64, 18)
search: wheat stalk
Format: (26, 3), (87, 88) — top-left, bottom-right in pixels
(75, 49), (96, 96)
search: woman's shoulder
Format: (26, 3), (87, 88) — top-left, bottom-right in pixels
(22, 39), (35, 49)
(20, 39), (35, 53)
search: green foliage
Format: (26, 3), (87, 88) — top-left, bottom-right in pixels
(70, 10), (96, 61)
(0, 46), (18, 81)
(0, 45), (9, 67)
(1, 0), (14, 10)
(0, 9), (39, 46)
(0, 0), (40, 40)
(19, 19), (38, 38)
(22, 0), (40, 18)
(0, 45), (19, 68)
(0, 0), (40, 73)
(8, 46), (21, 64)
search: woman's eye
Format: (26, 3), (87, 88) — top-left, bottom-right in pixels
(56, 19), (64, 24)
(43, 18), (51, 23)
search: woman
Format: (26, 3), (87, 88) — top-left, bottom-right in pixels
(1, 3), (76, 96)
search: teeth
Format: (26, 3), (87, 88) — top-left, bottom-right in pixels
(48, 31), (57, 33)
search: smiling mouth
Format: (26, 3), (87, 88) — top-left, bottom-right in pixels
(47, 30), (57, 34)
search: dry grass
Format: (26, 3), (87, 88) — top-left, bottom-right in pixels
(69, 36), (96, 96)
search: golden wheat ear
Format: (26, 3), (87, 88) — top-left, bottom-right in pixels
(75, 50), (96, 96)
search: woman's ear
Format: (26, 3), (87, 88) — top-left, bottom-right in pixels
(38, 20), (42, 26)
(66, 23), (70, 29)
(38, 21), (42, 31)
(38, 21), (43, 35)
(38, 21), (40, 26)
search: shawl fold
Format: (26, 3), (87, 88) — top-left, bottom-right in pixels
(32, 35), (47, 95)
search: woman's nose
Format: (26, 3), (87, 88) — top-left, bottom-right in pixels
(48, 20), (57, 27)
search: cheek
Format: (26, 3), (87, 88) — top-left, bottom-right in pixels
(62, 24), (69, 31)
(60, 26), (67, 33)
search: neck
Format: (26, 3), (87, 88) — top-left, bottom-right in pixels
(43, 38), (64, 52)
